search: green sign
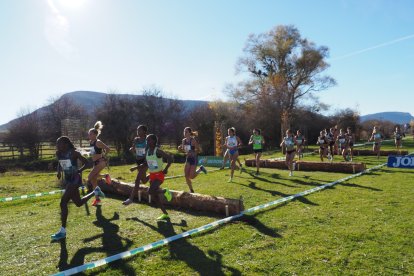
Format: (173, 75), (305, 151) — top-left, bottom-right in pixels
(197, 156), (229, 167)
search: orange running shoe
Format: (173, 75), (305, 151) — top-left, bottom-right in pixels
(92, 198), (101, 206)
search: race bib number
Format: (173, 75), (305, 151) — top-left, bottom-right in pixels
(135, 147), (145, 157)
(339, 138), (346, 144)
(147, 159), (159, 170)
(286, 140), (294, 146)
(319, 139), (325, 144)
(184, 145), (191, 152)
(59, 159), (72, 170)
(89, 146), (96, 155)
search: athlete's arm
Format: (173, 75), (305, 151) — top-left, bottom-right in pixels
(75, 150), (89, 173)
(237, 136), (243, 148)
(56, 151), (61, 179)
(97, 140), (110, 154)
(177, 138), (185, 152)
(223, 137), (228, 149)
(157, 149), (172, 174)
(248, 135), (253, 145)
(129, 137), (137, 153)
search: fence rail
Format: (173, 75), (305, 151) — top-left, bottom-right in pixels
(0, 142), (56, 160)
(0, 141), (179, 160)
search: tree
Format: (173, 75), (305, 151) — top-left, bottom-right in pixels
(186, 103), (215, 154)
(361, 119), (395, 140)
(291, 107), (331, 145)
(330, 108), (361, 139)
(233, 25), (336, 140)
(208, 100), (251, 152)
(96, 93), (136, 156)
(138, 88), (185, 143)
(42, 96), (88, 142)
(95, 89), (185, 157)
(5, 110), (42, 159)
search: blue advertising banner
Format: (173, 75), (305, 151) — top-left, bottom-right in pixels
(197, 156), (230, 167)
(387, 155), (414, 169)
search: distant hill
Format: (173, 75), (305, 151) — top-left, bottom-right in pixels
(360, 112), (414, 124)
(0, 91), (208, 132)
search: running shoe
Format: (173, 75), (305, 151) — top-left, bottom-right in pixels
(219, 166), (225, 170)
(164, 188), (172, 202)
(122, 198), (133, 205)
(51, 231), (66, 241)
(199, 165), (207, 174)
(94, 186), (105, 198)
(157, 214), (170, 220)
(104, 174), (112, 185)
(228, 177), (233, 183)
(289, 171), (293, 177)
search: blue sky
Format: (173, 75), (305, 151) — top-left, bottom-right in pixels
(1, 0), (413, 125)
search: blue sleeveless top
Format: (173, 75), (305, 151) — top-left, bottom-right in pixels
(57, 150), (79, 184)
(135, 138), (147, 159)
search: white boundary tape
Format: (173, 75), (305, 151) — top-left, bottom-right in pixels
(0, 189), (65, 202)
(0, 168), (223, 203)
(52, 161), (391, 276)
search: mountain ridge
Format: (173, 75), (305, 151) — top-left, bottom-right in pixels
(360, 111), (413, 124)
(0, 91), (208, 132)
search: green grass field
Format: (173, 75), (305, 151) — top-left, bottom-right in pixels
(0, 138), (413, 275)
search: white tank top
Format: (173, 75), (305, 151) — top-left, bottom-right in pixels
(227, 136), (237, 148)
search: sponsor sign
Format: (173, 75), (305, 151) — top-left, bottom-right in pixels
(387, 155), (414, 168)
(198, 156), (230, 167)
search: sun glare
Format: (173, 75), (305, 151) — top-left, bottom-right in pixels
(56, 0), (86, 10)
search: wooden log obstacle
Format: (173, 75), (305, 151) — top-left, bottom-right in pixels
(352, 149), (408, 156)
(98, 179), (244, 216)
(313, 149), (407, 156)
(245, 159), (366, 173)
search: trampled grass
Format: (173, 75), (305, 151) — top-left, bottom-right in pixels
(0, 138), (413, 275)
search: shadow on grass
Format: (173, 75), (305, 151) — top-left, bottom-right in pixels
(236, 170), (297, 188)
(130, 217), (241, 276)
(382, 169), (414, 174)
(241, 181), (318, 206)
(56, 206), (135, 275)
(363, 171), (382, 176)
(339, 182), (382, 191)
(289, 178), (323, 187)
(238, 214), (282, 238)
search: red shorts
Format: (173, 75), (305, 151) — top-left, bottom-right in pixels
(149, 171), (165, 182)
